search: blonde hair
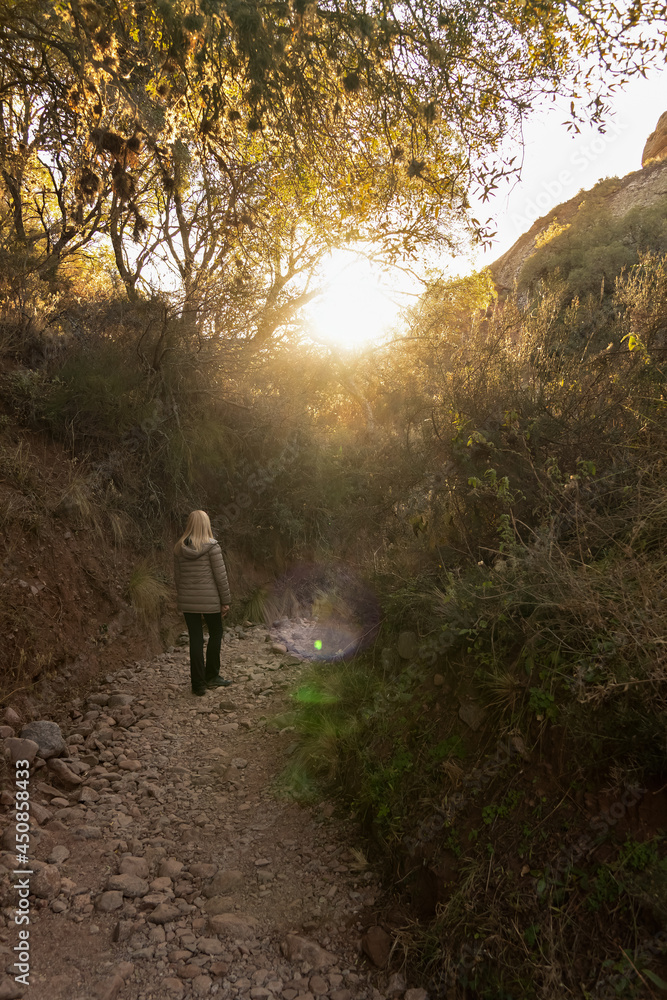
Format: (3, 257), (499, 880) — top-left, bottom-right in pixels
(174, 510), (215, 554)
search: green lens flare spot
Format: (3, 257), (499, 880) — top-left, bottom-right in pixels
(314, 639), (322, 650)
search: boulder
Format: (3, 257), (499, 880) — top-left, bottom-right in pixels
(19, 721), (67, 759)
(119, 856), (149, 879)
(147, 902), (181, 924)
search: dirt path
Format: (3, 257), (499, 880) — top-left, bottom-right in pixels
(0, 622), (424, 1000)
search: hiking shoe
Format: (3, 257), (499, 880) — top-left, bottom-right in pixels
(192, 688), (207, 697)
(205, 677), (232, 688)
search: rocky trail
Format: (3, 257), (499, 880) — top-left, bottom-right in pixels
(0, 621), (426, 1000)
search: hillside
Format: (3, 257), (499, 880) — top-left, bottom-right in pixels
(490, 151), (667, 297)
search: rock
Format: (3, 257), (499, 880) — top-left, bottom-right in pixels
(94, 973), (124, 1000)
(270, 643), (287, 654)
(0, 978), (24, 1000)
(108, 694), (134, 707)
(309, 975), (329, 995)
(119, 856), (150, 879)
(0, 727), (14, 739)
(78, 786), (100, 804)
(107, 873), (149, 897)
(189, 862), (217, 878)
(361, 926), (392, 968)
(397, 631), (418, 659)
(96, 890), (124, 912)
(162, 979), (185, 998)
(4, 738), (39, 765)
(31, 864), (61, 899)
(433, 674), (444, 687)
(404, 990), (428, 1000)
(386, 972), (406, 995)
(159, 857), (183, 879)
(208, 912), (258, 939)
(19, 721), (67, 759)
(280, 934), (337, 970)
(48, 845), (70, 865)
(458, 700), (485, 732)
(197, 937), (223, 955)
(219, 723), (238, 734)
(30, 802), (52, 824)
(205, 869), (242, 895)
(192, 974), (213, 995)
(204, 895), (235, 916)
(116, 962), (135, 981)
(4, 708), (21, 728)
(330, 992), (351, 1000)
(148, 902), (181, 924)
(46, 758), (82, 786)
(643, 110), (667, 167)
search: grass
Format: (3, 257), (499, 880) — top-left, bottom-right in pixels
(127, 560), (170, 624)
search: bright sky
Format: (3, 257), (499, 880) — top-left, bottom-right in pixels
(468, 71), (665, 271)
(307, 72), (665, 350)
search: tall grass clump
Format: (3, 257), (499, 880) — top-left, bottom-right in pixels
(127, 561), (170, 624)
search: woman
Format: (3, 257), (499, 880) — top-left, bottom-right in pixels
(173, 510), (233, 696)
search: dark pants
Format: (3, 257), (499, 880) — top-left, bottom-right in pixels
(183, 612), (223, 693)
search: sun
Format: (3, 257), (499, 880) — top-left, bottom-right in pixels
(307, 250), (398, 351)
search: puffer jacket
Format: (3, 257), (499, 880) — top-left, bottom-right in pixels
(173, 540), (231, 613)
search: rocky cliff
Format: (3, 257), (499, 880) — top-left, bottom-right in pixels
(490, 114), (667, 295)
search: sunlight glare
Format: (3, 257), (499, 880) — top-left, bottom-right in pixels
(307, 251), (397, 350)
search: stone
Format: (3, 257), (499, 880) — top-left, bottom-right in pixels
(30, 801), (52, 825)
(4, 708), (21, 728)
(78, 786), (100, 804)
(46, 758), (82, 786)
(197, 936), (223, 955)
(458, 700), (485, 732)
(386, 972), (406, 995)
(148, 902), (181, 924)
(0, 978), (25, 1000)
(280, 935), (336, 970)
(19, 721), (67, 759)
(397, 631), (418, 659)
(0, 727), (14, 739)
(204, 895), (235, 916)
(94, 973), (124, 1000)
(116, 962), (135, 981)
(31, 864), (61, 899)
(270, 643), (287, 654)
(96, 891), (124, 912)
(330, 992), (351, 1000)
(192, 975), (213, 995)
(119, 856), (150, 879)
(361, 926), (392, 969)
(107, 873), (149, 897)
(309, 975), (329, 995)
(48, 845), (70, 865)
(159, 857), (183, 879)
(208, 912), (258, 939)
(189, 862), (217, 878)
(4, 737), (39, 765)
(404, 991), (428, 1000)
(643, 110), (667, 167)
(162, 979), (185, 997)
(433, 674), (444, 686)
(205, 869), (243, 895)
(108, 693), (134, 707)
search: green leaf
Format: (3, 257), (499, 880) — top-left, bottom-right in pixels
(643, 970), (667, 990)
